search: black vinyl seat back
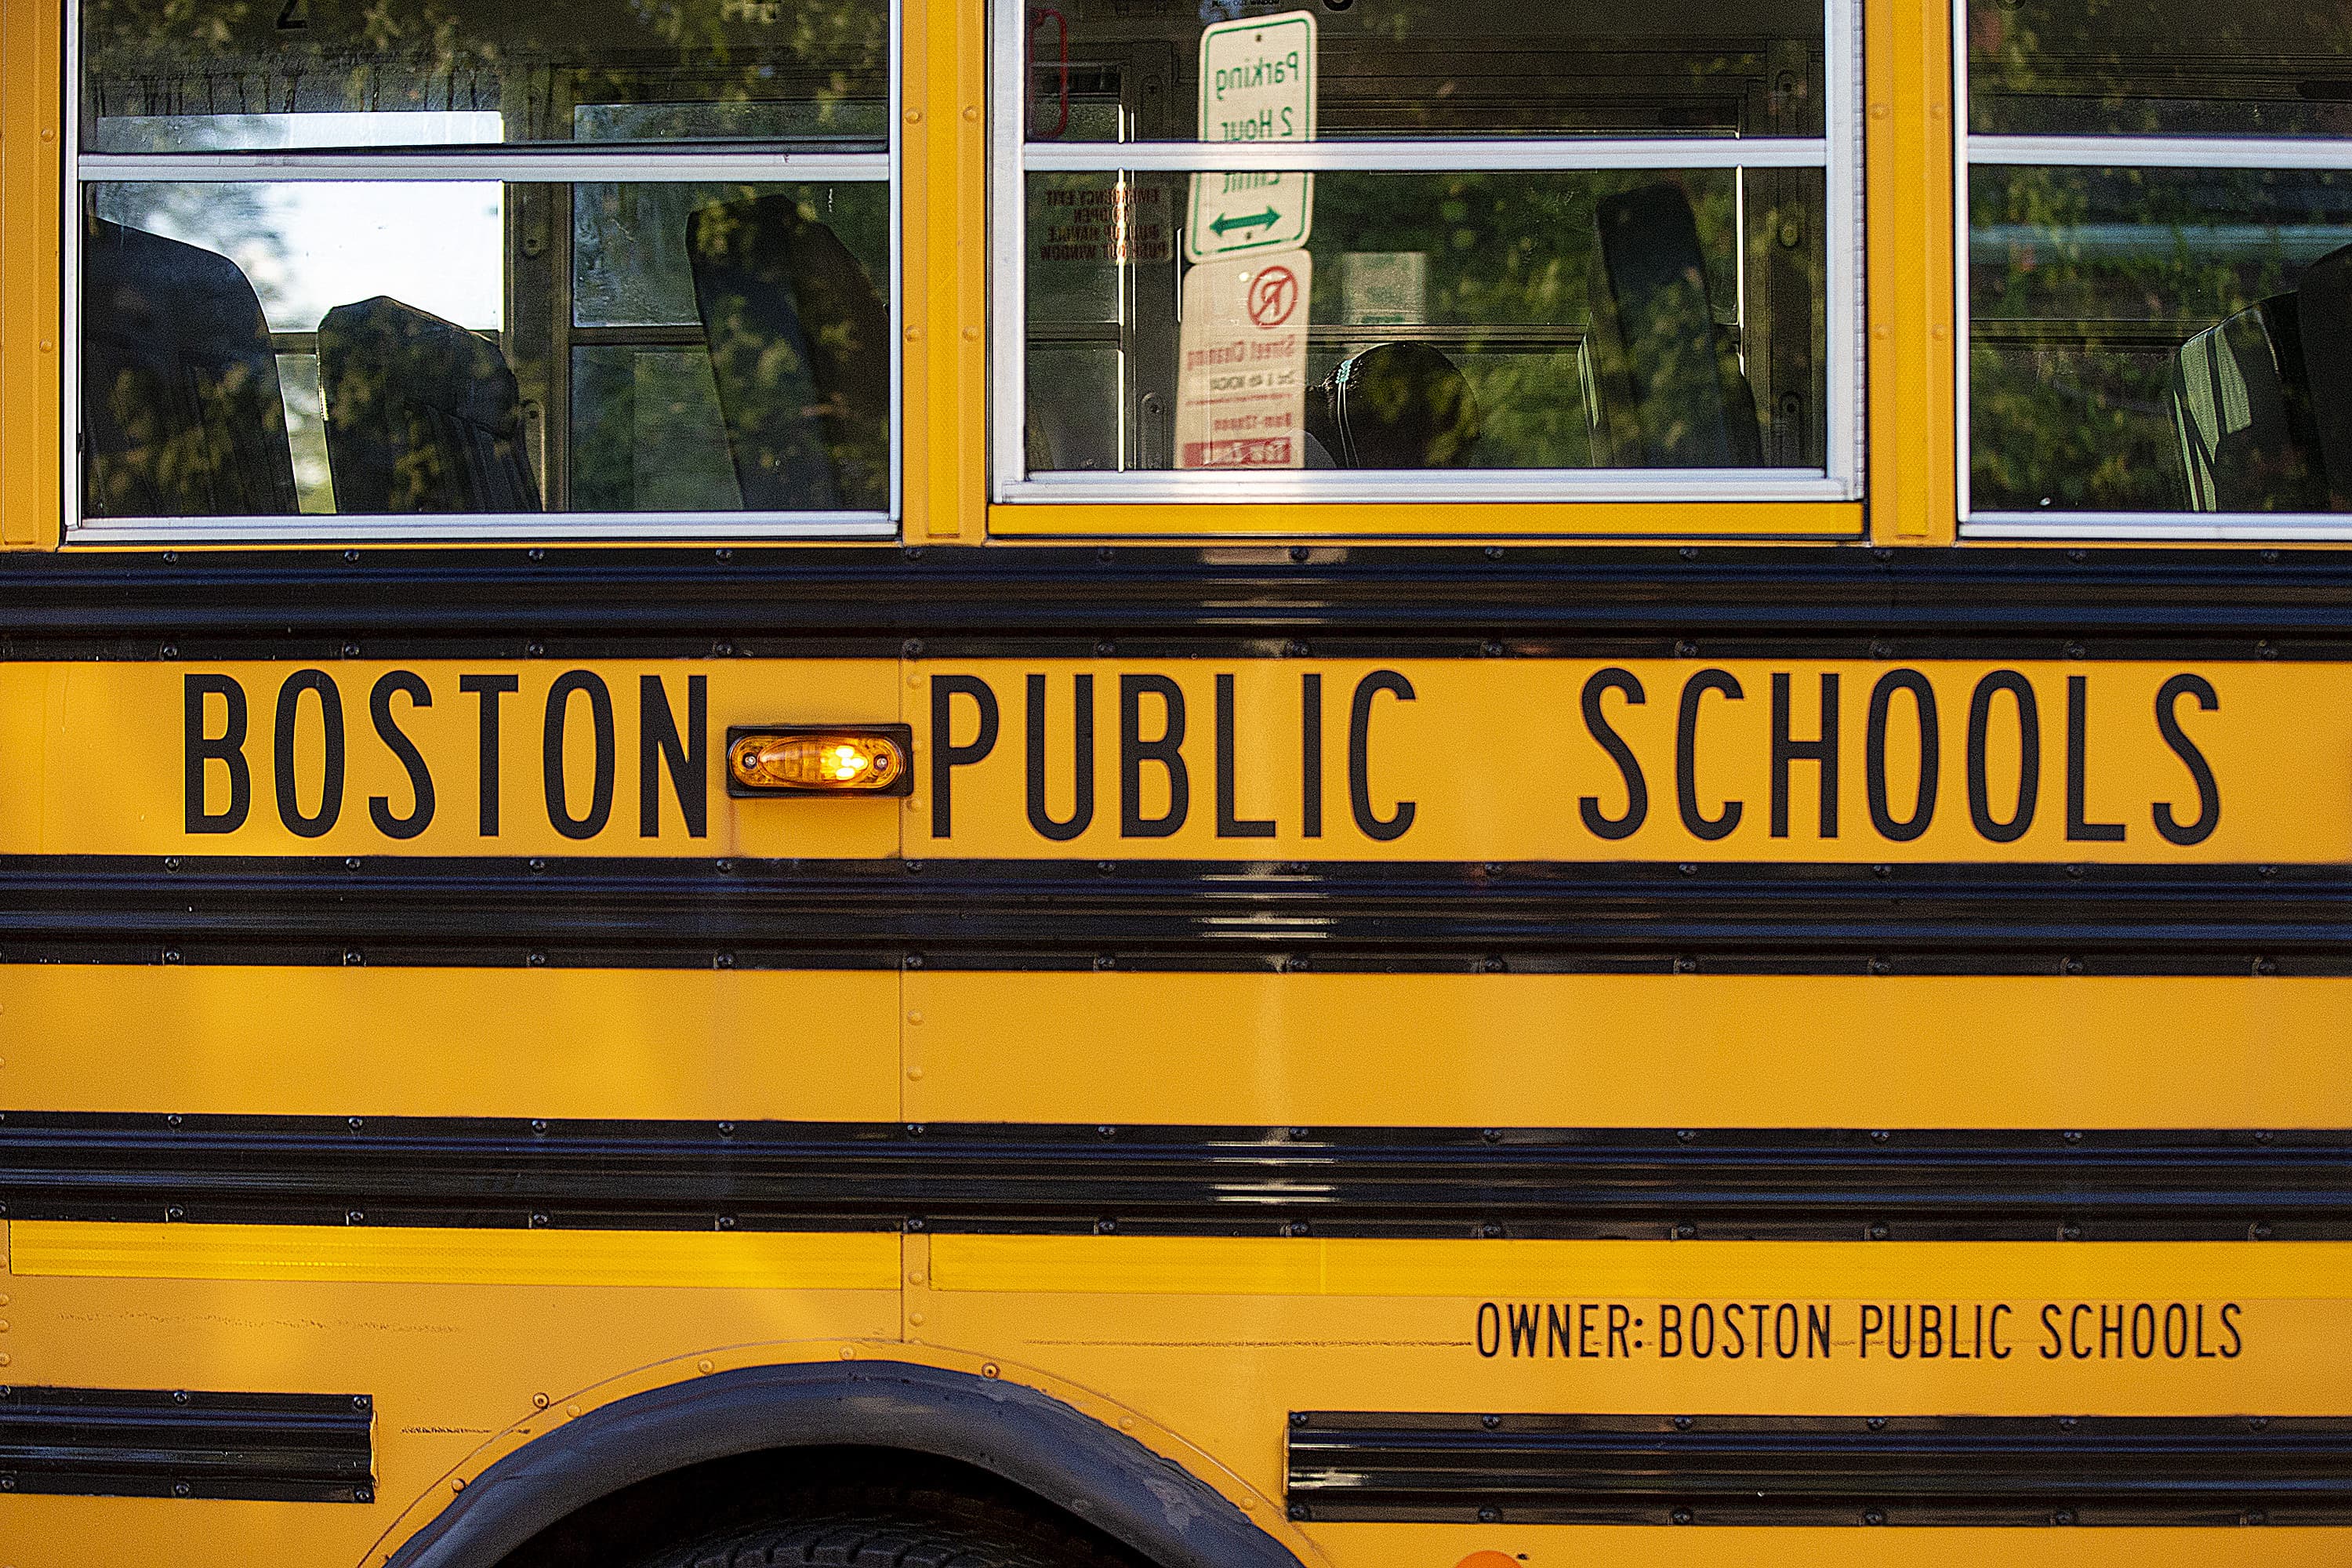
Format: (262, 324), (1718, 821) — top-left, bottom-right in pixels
(318, 296), (540, 515)
(1587, 183), (1764, 468)
(687, 194), (891, 512)
(2172, 242), (2352, 512)
(1302, 342), (1481, 468)
(80, 214), (299, 518)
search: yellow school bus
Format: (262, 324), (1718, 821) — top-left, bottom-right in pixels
(2, 0), (2350, 1563)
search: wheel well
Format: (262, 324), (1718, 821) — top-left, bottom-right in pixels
(493, 1447), (1147, 1568)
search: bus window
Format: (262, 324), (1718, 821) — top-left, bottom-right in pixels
(1965, 0), (2352, 535)
(993, 0), (1859, 507)
(71, 0), (892, 541)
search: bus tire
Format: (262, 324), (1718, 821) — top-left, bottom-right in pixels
(633, 1494), (1134, 1568)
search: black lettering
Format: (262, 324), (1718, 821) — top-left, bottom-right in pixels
(1578, 1302), (1598, 1357)
(1608, 1303), (1631, 1357)
(1348, 670), (1416, 841)
(1966, 670), (2040, 843)
(1676, 670), (1744, 840)
(1120, 673), (1189, 837)
(1025, 673), (1095, 841)
(1660, 1304), (1682, 1357)
(1301, 672), (1323, 838)
(2197, 1303), (2218, 1359)
(1215, 673), (1275, 837)
(1775, 1302), (1799, 1358)
(1808, 1305), (1832, 1358)
(2153, 673), (2220, 846)
(637, 675), (706, 839)
(367, 671), (435, 840)
(1690, 1303), (1715, 1358)
(458, 674), (518, 836)
(2041, 1303), (2063, 1359)
(2100, 1302), (2124, 1358)
(1507, 1302), (1541, 1357)
(1865, 669), (1938, 841)
(543, 670), (615, 841)
(2165, 1301), (2189, 1357)
(1889, 1304), (1912, 1359)
(1769, 672), (1839, 837)
(1477, 1301), (1501, 1357)
(2071, 1303), (2094, 1359)
(1920, 1303), (1943, 1358)
(1991, 1301), (2013, 1359)
(1861, 1302), (1882, 1357)
(929, 674), (1000, 839)
(1578, 668), (1648, 840)
(2065, 675), (2125, 841)
(183, 673), (250, 834)
(273, 669), (345, 838)
(1724, 1302), (1746, 1359)
(2221, 1301), (2242, 1357)
(1546, 1304), (1573, 1357)
(2132, 1301), (2157, 1358)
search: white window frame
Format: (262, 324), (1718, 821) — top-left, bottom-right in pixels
(63, 0), (902, 544)
(989, 0), (1864, 509)
(1957, 14), (2352, 542)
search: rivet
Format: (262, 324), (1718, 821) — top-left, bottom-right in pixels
(905, 327), (923, 341)
(909, 1271), (925, 1284)
(982, 1362), (1000, 1378)
(905, 108), (922, 122)
(964, 105), (980, 120)
(566, 1404), (580, 1417)
(38, 339), (53, 353)
(909, 1312), (925, 1326)
(531, 1392), (549, 1409)
(962, 325), (980, 340)
(907, 1011), (924, 1024)
(840, 1345), (858, 1359)
(1870, 103), (1891, 118)
(907, 1066), (924, 1080)
(451, 1477), (466, 1493)
(40, 129), (54, 141)
(698, 1359), (713, 1374)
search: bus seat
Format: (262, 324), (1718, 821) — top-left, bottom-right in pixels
(80, 214), (299, 518)
(318, 296), (540, 514)
(2169, 296), (2332, 513)
(687, 194), (890, 512)
(1586, 183), (1764, 468)
(1304, 342), (1481, 467)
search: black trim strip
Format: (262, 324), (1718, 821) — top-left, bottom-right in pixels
(1286, 1413), (2352, 1526)
(0, 857), (2347, 976)
(3, 544), (2352, 657)
(2, 1117), (2345, 1241)
(0, 1385), (374, 1503)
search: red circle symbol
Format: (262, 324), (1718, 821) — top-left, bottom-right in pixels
(1248, 265), (1299, 328)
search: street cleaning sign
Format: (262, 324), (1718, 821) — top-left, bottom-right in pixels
(1174, 249), (1312, 468)
(1185, 10), (1316, 263)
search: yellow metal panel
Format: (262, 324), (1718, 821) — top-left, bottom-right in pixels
(931, 1235), (2352, 1301)
(904, 0), (986, 544)
(988, 503), (1866, 539)
(13, 1221), (900, 1289)
(911, 658), (2336, 862)
(0, 963), (900, 1120)
(0, 0), (64, 550)
(1865, 0), (1958, 543)
(902, 971), (2352, 1130)
(0, 659), (901, 855)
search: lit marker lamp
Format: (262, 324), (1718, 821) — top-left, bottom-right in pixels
(726, 724), (914, 797)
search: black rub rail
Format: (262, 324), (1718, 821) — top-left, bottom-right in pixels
(1284, 1412), (2352, 1526)
(2, 1116), (2345, 1241)
(0, 857), (2347, 975)
(3, 544), (2352, 656)
(0, 1385), (375, 1503)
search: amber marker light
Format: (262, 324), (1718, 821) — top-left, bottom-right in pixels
(725, 724), (914, 797)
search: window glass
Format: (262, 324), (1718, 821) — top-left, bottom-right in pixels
(1022, 168), (1828, 473)
(1028, 0), (1825, 140)
(82, 0), (886, 149)
(1970, 0), (2352, 138)
(80, 180), (889, 519)
(1971, 167), (2352, 514)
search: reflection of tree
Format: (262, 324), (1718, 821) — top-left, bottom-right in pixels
(85, 0), (886, 143)
(1969, 166), (2350, 510)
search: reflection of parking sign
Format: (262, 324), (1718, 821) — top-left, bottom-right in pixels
(1248, 266), (1298, 328)
(1187, 11), (1316, 262)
